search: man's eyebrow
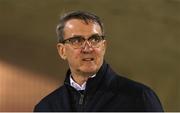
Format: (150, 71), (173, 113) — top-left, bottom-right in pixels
(68, 35), (83, 39)
(69, 33), (100, 39)
(71, 35), (83, 37)
(87, 33), (102, 38)
(89, 33), (100, 37)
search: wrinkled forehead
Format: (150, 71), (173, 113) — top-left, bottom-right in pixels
(63, 19), (102, 39)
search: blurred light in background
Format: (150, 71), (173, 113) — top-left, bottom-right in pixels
(0, 60), (60, 111)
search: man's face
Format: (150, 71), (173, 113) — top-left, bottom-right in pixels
(57, 19), (107, 76)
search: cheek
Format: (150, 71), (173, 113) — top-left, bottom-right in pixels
(66, 49), (81, 60)
(95, 48), (105, 60)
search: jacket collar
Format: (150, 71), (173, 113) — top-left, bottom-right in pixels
(64, 60), (109, 93)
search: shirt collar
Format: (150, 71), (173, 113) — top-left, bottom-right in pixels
(70, 74), (96, 91)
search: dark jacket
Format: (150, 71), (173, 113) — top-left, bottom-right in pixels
(34, 62), (163, 112)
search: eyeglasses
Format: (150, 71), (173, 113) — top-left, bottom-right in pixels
(61, 34), (105, 49)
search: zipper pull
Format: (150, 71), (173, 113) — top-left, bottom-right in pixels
(79, 94), (84, 105)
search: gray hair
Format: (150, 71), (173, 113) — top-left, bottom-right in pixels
(56, 11), (104, 43)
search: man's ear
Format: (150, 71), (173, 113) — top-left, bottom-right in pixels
(57, 43), (67, 60)
(103, 40), (107, 51)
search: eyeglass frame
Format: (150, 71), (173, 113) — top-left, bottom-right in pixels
(60, 34), (105, 49)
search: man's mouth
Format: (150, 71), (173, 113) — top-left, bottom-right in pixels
(82, 58), (94, 61)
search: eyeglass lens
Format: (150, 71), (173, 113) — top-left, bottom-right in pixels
(62, 34), (104, 48)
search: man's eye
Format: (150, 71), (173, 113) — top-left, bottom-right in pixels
(89, 36), (101, 42)
(70, 37), (83, 44)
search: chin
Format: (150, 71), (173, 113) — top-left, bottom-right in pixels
(80, 66), (98, 75)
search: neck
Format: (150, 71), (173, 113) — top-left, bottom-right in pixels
(71, 74), (89, 86)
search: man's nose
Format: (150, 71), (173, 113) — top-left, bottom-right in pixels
(81, 40), (93, 53)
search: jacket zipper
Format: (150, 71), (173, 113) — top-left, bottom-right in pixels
(64, 82), (86, 110)
(79, 94), (84, 105)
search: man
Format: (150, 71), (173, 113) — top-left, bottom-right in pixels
(34, 11), (163, 112)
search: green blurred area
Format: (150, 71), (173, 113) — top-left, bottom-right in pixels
(0, 0), (179, 111)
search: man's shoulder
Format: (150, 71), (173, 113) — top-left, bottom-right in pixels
(109, 73), (154, 96)
(40, 85), (66, 102)
(102, 71), (163, 111)
(105, 63), (152, 94)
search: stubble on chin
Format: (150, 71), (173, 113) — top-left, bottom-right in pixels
(76, 67), (98, 77)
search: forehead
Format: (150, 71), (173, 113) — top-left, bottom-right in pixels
(63, 19), (102, 39)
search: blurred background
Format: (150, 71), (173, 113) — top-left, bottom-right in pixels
(0, 0), (179, 111)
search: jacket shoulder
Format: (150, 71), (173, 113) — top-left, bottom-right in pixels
(108, 74), (163, 111)
(105, 64), (152, 94)
(109, 73), (156, 97)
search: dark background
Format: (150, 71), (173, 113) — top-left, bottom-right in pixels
(0, 0), (179, 111)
